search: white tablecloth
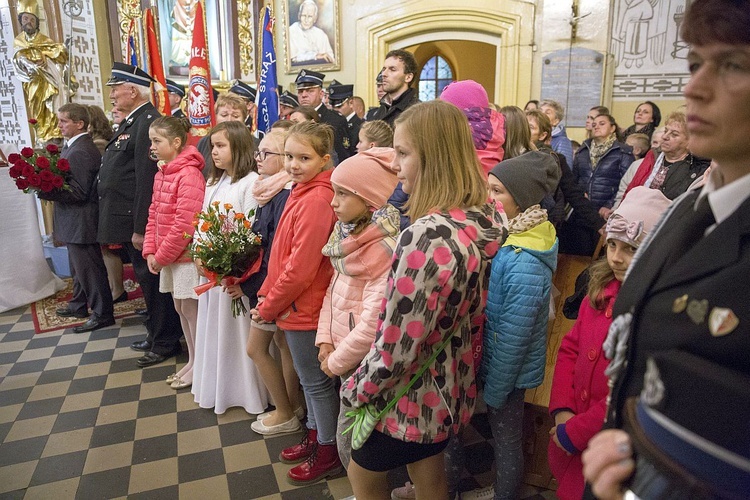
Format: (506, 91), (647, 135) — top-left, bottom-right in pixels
(0, 169), (65, 313)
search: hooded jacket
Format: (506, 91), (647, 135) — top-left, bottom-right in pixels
(341, 204), (505, 444)
(480, 220), (558, 409)
(143, 145), (205, 265)
(257, 169), (337, 330)
(315, 206), (400, 376)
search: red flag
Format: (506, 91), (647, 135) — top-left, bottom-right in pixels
(145, 9), (170, 117)
(188, 0), (215, 136)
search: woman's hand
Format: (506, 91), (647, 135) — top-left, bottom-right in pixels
(582, 429), (635, 500)
(146, 254), (162, 275)
(549, 425), (571, 455)
(599, 207), (614, 220)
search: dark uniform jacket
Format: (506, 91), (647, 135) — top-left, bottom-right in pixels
(316, 104), (351, 163)
(608, 189), (750, 426)
(38, 134), (101, 244)
(370, 87), (420, 127)
(346, 114), (364, 158)
(97, 102), (161, 243)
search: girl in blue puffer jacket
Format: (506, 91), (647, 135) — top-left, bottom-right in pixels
(479, 151), (560, 499)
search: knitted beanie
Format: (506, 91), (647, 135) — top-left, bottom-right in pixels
(606, 186), (671, 248)
(330, 147), (399, 209)
(439, 80), (489, 110)
(488, 151), (560, 211)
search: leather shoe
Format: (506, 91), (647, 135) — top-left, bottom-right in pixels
(72, 316), (115, 333)
(136, 349), (180, 368)
(56, 307), (89, 319)
(113, 291), (128, 303)
(130, 340), (153, 352)
(135, 308), (148, 316)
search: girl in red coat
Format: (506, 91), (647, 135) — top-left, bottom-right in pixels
(143, 117), (206, 389)
(250, 121), (340, 486)
(548, 186), (670, 500)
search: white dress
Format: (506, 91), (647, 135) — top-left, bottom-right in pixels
(192, 171), (270, 414)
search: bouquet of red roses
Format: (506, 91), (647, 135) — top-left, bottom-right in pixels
(188, 201), (263, 317)
(7, 144), (70, 194)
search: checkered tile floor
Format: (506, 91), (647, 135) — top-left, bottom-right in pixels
(0, 305), (555, 499)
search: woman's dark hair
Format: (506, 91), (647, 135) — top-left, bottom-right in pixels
(87, 105), (113, 142)
(641, 101), (661, 127)
(681, 0), (750, 46)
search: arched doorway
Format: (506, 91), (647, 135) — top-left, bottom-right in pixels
(354, 6), (534, 108)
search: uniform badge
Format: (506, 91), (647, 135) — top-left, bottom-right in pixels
(114, 133), (130, 148)
(708, 307), (739, 337)
(343, 137), (350, 149)
(686, 299), (709, 324)
(672, 294), (688, 313)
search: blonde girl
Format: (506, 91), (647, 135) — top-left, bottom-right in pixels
(251, 122), (341, 485)
(143, 116), (206, 390)
(340, 100), (504, 499)
(356, 120), (393, 152)
(191, 121), (270, 413)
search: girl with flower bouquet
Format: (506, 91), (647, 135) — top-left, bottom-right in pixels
(192, 121), (269, 414)
(142, 117), (205, 390)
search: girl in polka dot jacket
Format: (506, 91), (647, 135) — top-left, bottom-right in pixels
(340, 101), (506, 499)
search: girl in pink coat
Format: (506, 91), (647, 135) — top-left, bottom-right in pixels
(315, 147), (401, 469)
(548, 186), (670, 500)
(143, 116), (205, 390)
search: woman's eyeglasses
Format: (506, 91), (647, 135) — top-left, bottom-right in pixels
(254, 150), (283, 161)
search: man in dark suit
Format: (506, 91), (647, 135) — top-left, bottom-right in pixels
(98, 62), (183, 367)
(166, 79), (185, 118)
(328, 81), (361, 158)
(583, 1), (750, 498)
(365, 71), (385, 121)
(294, 69), (350, 163)
(40, 103), (114, 333)
(279, 90), (299, 120)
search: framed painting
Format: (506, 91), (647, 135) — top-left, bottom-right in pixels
(283, 0), (340, 73)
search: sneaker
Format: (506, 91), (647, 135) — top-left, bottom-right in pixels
(286, 442), (343, 486)
(391, 482), (416, 500)
(251, 415), (301, 436)
(461, 486), (495, 500)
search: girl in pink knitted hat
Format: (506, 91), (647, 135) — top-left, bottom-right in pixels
(548, 186), (671, 500)
(315, 147), (401, 469)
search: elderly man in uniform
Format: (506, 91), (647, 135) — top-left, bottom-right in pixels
(294, 69), (350, 162)
(98, 62), (183, 367)
(166, 79), (185, 118)
(328, 81), (361, 158)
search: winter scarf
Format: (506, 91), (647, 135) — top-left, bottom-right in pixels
(252, 170), (291, 206)
(507, 205), (548, 235)
(589, 134), (617, 169)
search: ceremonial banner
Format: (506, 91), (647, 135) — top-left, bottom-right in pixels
(145, 9), (170, 116)
(256, 6), (279, 134)
(187, 0), (214, 136)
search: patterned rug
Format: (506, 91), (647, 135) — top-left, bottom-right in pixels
(31, 264), (145, 334)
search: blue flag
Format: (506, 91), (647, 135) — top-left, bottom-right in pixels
(256, 7), (279, 134)
(128, 36), (138, 67)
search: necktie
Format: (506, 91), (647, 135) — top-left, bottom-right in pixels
(62, 142), (69, 153)
(663, 193), (715, 271)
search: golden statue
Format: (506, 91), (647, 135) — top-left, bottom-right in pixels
(12, 0), (77, 142)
